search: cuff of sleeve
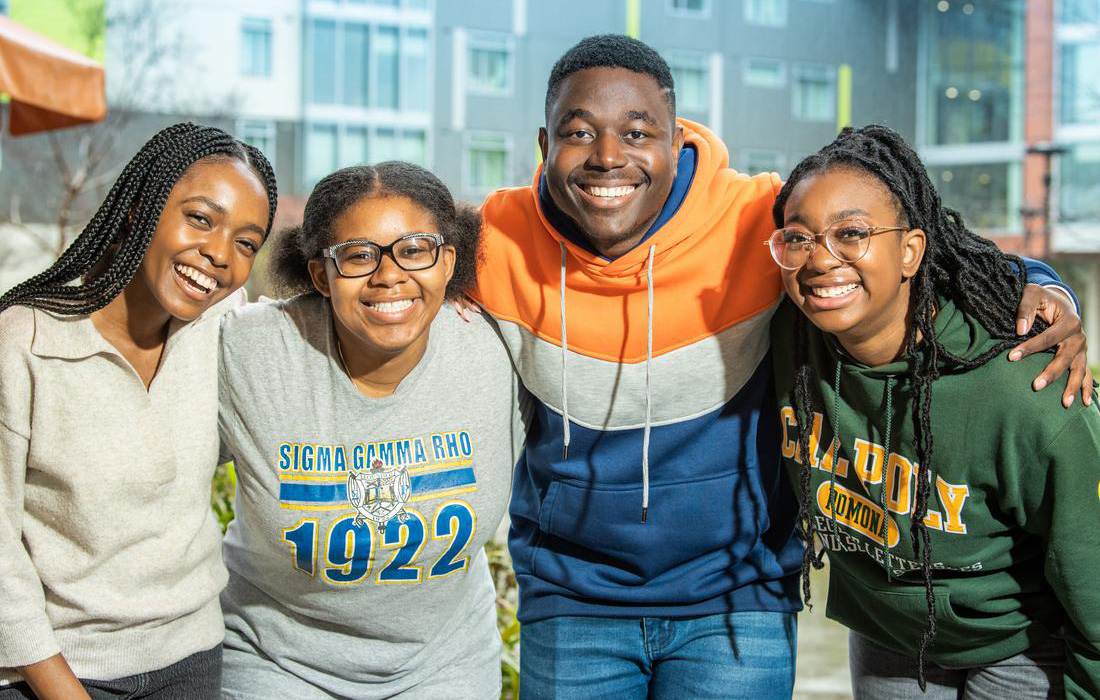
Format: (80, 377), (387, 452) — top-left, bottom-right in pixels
(1044, 283), (1081, 315)
(0, 614), (60, 668)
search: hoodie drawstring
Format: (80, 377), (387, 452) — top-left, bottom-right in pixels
(558, 242), (656, 525)
(560, 243), (571, 460)
(641, 244), (656, 524)
(878, 376), (895, 580)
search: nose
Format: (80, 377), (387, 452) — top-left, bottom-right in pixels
(199, 231), (231, 268)
(368, 251), (409, 287)
(803, 237), (844, 273)
(588, 131), (627, 170)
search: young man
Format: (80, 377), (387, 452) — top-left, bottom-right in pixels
(471, 35), (1089, 698)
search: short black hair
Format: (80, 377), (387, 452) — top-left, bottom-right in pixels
(269, 162), (480, 300)
(545, 34), (676, 120)
(0, 122), (277, 316)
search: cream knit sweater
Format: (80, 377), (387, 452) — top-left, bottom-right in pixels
(0, 297), (235, 683)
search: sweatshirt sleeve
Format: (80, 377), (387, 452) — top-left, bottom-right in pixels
(1037, 406), (1100, 698)
(0, 313), (61, 667)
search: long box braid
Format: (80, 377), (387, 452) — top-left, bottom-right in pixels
(0, 122), (277, 316)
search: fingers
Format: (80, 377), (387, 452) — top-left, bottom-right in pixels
(1061, 354), (1088, 408)
(1009, 311), (1082, 362)
(1084, 365), (1096, 408)
(1015, 283), (1042, 336)
(1029, 340), (1075, 393)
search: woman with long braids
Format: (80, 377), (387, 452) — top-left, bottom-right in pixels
(767, 125), (1100, 698)
(217, 162), (526, 699)
(0, 123), (276, 699)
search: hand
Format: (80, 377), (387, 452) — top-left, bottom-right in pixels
(19, 654), (92, 700)
(450, 295), (482, 323)
(1009, 283), (1093, 408)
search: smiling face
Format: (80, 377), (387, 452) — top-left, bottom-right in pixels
(135, 157), (269, 322)
(780, 167), (926, 365)
(540, 66), (684, 258)
(307, 195), (456, 362)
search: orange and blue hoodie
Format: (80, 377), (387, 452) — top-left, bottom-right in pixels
(473, 120), (804, 621)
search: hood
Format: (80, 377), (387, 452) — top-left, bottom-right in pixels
(827, 299), (1003, 380)
(529, 118), (776, 279)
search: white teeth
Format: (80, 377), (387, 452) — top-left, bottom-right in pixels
(586, 185), (636, 198)
(174, 263), (216, 293)
(811, 283), (859, 298)
(367, 299), (414, 313)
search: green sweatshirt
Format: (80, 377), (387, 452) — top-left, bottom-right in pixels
(771, 299), (1100, 698)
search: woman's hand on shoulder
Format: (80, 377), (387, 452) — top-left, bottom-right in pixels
(1010, 283), (1093, 408)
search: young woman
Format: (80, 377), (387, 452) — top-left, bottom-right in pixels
(217, 162), (527, 699)
(0, 123), (277, 699)
(767, 125), (1100, 698)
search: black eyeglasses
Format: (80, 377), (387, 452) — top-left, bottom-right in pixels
(764, 220), (908, 270)
(321, 233), (445, 278)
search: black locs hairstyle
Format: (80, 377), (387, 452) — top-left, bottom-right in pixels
(544, 34), (676, 119)
(0, 122), (278, 316)
(269, 161), (480, 299)
(774, 124), (1039, 689)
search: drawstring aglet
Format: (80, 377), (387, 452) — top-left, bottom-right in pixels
(640, 507), (648, 524)
(562, 444), (569, 460)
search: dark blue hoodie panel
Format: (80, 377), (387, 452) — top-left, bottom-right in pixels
(509, 353), (804, 622)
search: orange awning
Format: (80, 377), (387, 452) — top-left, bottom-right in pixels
(0, 15), (107, 136)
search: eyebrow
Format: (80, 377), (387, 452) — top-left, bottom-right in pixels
(625, 109), (658, 125)
(558, 108), (593, 124)
(784, 208), (871, 228)
(827, 208), (871, 223)
(180, 196), (267, 237)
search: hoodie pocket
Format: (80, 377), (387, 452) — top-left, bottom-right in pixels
(826, 568), (995, 655)
(532, 469), (768, 602)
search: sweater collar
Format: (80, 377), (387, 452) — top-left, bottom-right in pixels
(537, 144), (698, 261)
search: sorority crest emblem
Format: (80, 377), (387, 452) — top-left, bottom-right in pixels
(347, 459), (412, 534)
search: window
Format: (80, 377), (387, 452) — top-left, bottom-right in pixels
(743, 150), (785, 176)
(308, 20), (337, 103)
(1059, 33), (1100, 125)
(1059, 143), (1100, 223)
(792, 63), (836, 121)
(341, 127), (370, 169)
(306, 124), (338, 188)
(927, 162), (1015, 231)
(744, 0), (787, 27)
(667, 0), (710, 17)
(1060, 0), (1100, 24)
(308, 22), (429, 111)
(743, 57), (785, 88)
(468, 33), (514, 95)
(238, 120), (277, 169)
(374, 26), (400, 109)
(925, 0), (1024, 144)
(241, 18), (272, 77)
(465, 133), (512, 193)
(665, 52), (708, 113)
(404, 29), (430, 109)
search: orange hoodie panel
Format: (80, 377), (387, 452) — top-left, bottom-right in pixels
(474, 119), (783, 365)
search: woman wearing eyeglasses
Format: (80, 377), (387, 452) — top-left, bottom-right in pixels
(765, 125), (1100, 698)
(216, 163), (527, 699)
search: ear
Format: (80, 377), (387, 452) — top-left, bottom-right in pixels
(672, 121), (684, 152)
(538, 127), (549, 163)
(900, 228), (926, 279)
(308, 258), (333, 298)
(440, 244), (457, 286)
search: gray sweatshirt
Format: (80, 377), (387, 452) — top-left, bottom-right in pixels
(218, 295), (526, 699)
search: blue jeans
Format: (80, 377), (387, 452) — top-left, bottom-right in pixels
(519, 611), (797, 699)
